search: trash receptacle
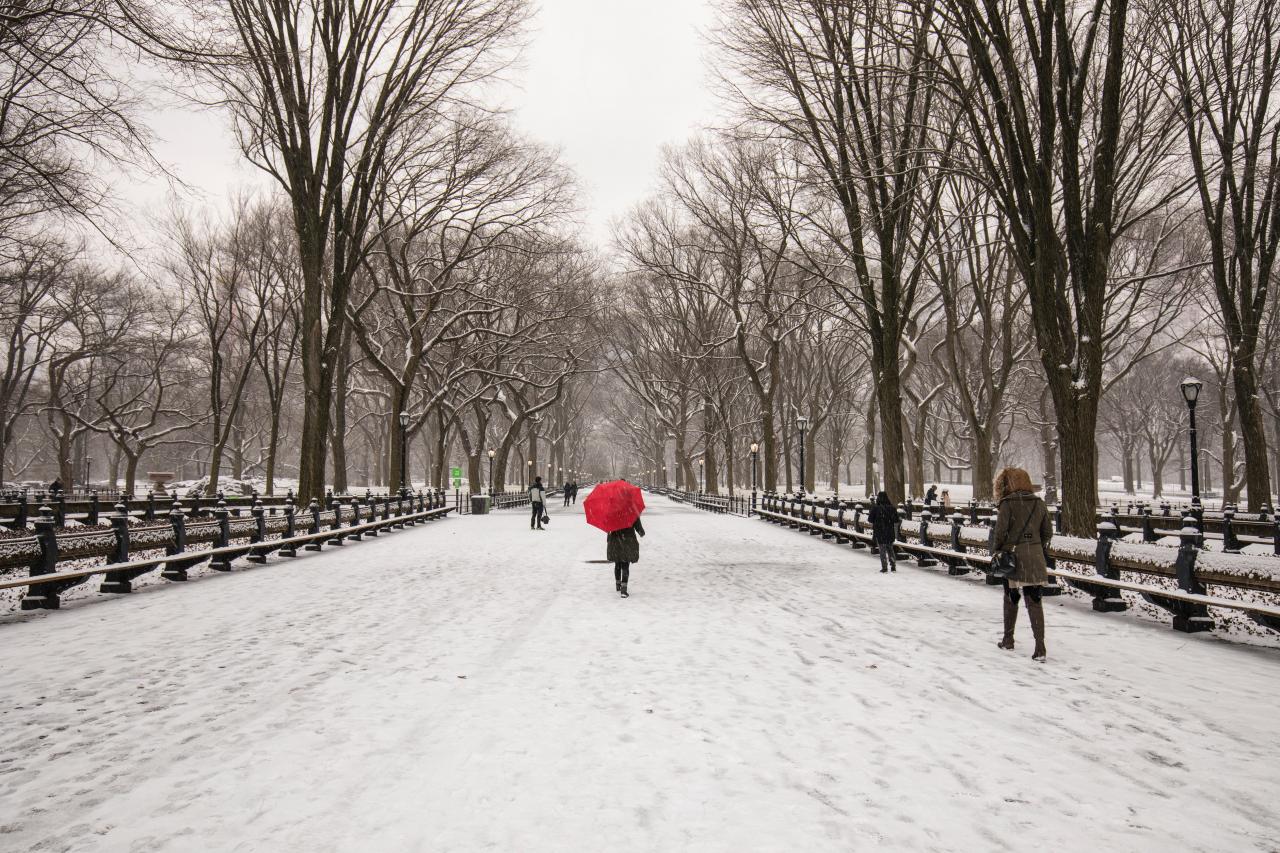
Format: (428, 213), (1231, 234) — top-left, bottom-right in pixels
(471, 495), (491, 515)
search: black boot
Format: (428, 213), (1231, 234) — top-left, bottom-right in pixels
(1027, 595), (1046, 662)
(620, 564), (630, 597)
(614, 563), (622, 592)
(998, 592), (1018, 650)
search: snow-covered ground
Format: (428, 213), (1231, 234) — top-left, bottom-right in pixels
(1, 495), (1277, 852)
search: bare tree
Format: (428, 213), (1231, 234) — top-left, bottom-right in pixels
(1162, 0), (1279, 509)
(184, 0), (528, 499)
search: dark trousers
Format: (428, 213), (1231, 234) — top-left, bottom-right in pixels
(530, 503), (543, 528)
(614, 562), (630, 585)
(563, 493), (570, 506)
(876, 544), (895, 571)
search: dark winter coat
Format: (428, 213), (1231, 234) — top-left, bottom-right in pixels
(992, 492), (1052, 585)
(925, 486), (937, 504)
(606, 518), (645, 563)
(868, 503), (899, 545)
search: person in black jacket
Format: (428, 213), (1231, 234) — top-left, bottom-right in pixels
(924, 484), (938, 506)
(563, 481), (571, 506)
(48, 478), (64, 494)
(570, 481), (579, 504)
(607, 516), (645, 598)
(868, 491), (900, 573)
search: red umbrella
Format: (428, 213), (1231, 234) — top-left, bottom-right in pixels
(583, 480), (646, 533)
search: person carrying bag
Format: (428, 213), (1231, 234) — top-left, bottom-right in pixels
(528, 477), (547, 531)
(990, 467), (1053, 662)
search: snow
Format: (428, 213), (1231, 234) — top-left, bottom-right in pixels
(1, 496), (1279, 851)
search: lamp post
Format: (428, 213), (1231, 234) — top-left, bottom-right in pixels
(487, 449), (495, 495)
(84, 455), (93, 491)
(398, 411), (410, 496)
(1181, 376), (1203, 511)
(750, 442), (759, 512)
(698, 457), (705, 492)
(526, 459), (532, 489)
(797, 414), (810, 496)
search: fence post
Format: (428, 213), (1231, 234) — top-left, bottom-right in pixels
(54, 491), (66, 527)
(968, 500), (979, 526)
(88, 491), (100, 526)
(1274, 512), (1280, 557)
(948, 512), (969, 575)
(247, 500), (268, 563)
(99, 502), (134, 592)
(19, 506), (62, 609)
(14, 490), (27, 529)
(209, 500), (233, 571)
(364, 490), (378, 536)
(303, 499), (323, 551)
(1165, 519), (1212, 632)
(348, 497), (363, 540)
(382, 493), (392, 522)
(146, 490), (156, 521)
(328, 495), (346, 545)
(1221, 508), (1242, 554)
(161, 500), (191, 581)
(1141, 507), (1157, 543)
(916, 511), (937, 567)
(850, 504), (867, 549)
(1088, 521), (1127, 611)
(278, 498), (298, 557)
(394, 491), (406, 529)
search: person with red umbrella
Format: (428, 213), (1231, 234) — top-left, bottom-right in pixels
(584, 479), (646, 598)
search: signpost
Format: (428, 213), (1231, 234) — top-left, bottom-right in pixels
(450, 466), (463, 489)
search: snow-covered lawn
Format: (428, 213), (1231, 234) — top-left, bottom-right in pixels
(1, 496), (1277, 851)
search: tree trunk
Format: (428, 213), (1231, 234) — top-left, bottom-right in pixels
(971, 431), (994, 502)
(1122, 448), (1134, 495)
(1149, 441), (1163, 499)
(864, 398), (877, 498)
(265, 409), (281, 496)
(876, 363), (907, 503)
(1054, 395), (1101, 536)
(124, 451), (140, 496)
(1233, 365), (1273, 510)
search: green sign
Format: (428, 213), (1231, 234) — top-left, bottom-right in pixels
(450, 466), (462, 479)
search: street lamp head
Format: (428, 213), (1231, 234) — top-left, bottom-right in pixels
(488, 449), (495, 459)
(750, 442), (759, 453)
(797, 414), (809, 429)
(399, 411), (410, 428)
(527, 460), (533, 467)
(1180, 376), (1202, 405)
(699, 458), (705, 467)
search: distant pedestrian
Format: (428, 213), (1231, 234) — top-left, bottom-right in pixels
(991, 467), (1053, 662)
(48, 478), (63, 494)
(529, 476), (547, 530)
(607, 516), (645, 598)
(563, 481), (571, 506)
(570, 481), (579, 504)
(925, 484), (937, 506)
(940, 489), (952, 511)
(868, 491), (900, 573)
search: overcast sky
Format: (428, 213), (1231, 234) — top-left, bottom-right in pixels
(129, 0), (718, 251)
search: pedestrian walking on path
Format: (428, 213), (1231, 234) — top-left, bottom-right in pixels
(991, 466), (1053, 662)
(868, 491), (900, 573)
(608, 517), (645, 598)
(582, 479), (646, 598)
(563, 481), (571, 506)
(529, 477), (547, 530)
(570, 481), (579, 504)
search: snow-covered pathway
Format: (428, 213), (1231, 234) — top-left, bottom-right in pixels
(1, 495), (1277, 852)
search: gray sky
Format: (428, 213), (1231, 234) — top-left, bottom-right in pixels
(128, 0), (717, 250)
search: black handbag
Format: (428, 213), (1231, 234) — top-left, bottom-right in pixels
(541, 511), (550, 525)
(990, 504), (1038, 579)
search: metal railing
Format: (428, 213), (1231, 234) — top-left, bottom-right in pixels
(1, 491), (454, 612)
(755, 493), (1280, 637)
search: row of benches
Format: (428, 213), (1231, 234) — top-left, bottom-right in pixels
(755, 499), (1280, 637)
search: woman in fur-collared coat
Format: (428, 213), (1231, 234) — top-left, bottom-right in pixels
(991, 466), (1053, 662)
